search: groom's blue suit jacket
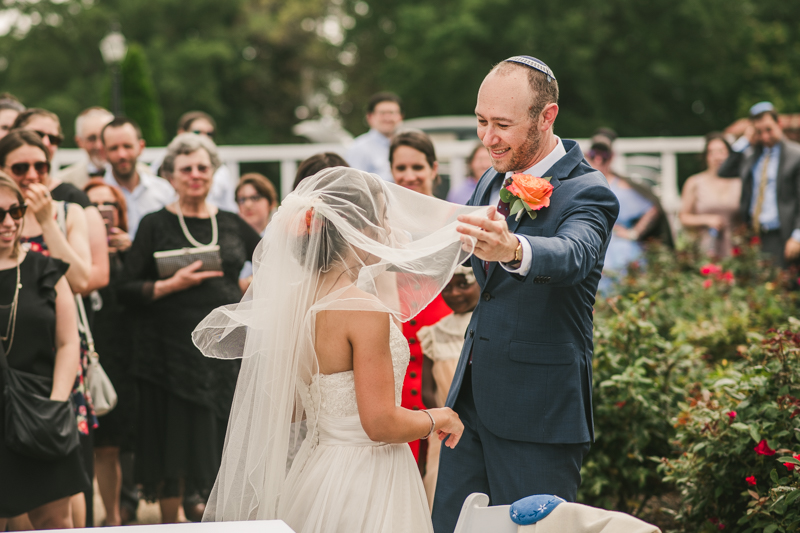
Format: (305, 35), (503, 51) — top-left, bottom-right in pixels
(446, 139), (619, 444)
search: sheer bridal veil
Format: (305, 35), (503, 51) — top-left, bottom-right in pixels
(192, 167), (488, 521)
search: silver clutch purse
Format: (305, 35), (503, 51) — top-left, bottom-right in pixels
(153, 244), (222, 279)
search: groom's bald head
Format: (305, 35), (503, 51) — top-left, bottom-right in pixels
(488, 61), (559, 121)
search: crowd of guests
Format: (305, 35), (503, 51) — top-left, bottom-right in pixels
(0, 87), (796, 530)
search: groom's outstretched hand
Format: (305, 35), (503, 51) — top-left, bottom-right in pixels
(457, 206), (519, 263)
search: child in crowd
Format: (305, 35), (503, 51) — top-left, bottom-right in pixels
(418, 265), (480, 508)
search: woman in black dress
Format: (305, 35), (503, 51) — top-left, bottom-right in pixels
(0, 172), (88, 530)
(119, 133), (260, 523)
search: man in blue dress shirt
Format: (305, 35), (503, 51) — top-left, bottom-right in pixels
(345, 92), (403, 182)
(719, 102), (800, 267)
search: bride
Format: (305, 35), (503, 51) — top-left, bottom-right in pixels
(192, 167), (488, 532)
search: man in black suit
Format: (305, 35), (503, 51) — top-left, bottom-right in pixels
(718, 102), (800, 267)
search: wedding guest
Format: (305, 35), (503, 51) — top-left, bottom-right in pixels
(390, 129), (453, 466)
(718, 101), (800, 268)
(587, 129), (669, 292)
(418, 265), (480, 509)
(118, 133), (261, 523)
(236, 173), (276, 292)
(84, 179), (137, 526)
(447, 144), (492, 204)
(680, 133), (741, 257)
(101, 117), (175, 238)
(0, 172), (88, 531)
(152, 111), (237, 212)
(347, 92), (403, 181)
(293, 152), (349, 191)
(0, 93), (25, 139)
(14, 108), (110, 296)
(0, 129), (98, 527)
(55, 107), (115, 190)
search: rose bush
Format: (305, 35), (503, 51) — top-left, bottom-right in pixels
(582, 235), (798, 526)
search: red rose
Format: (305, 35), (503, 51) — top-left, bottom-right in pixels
(746, 475), (757, 486)
(718, 524), (725, 531)
(754, 439), (776, 456)
(750, 236), (761, 246)
(700, 263), (722, 276)
(703, 279), (713, 289)
(727, 411), (736, 421)
(732, 246), (742, 256)
(784, 453), (800, 472)
(719, 271), (734, 284)
(615, 401), (626, 408)
(506, 174), (554, 211)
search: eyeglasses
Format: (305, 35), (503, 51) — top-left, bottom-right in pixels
(9, 161), (50, 177)
(191, 130), (215, 138)
(236, 195), (266, 205)
(32, 130), (64, 147)
(0, 204), (27, 221)
(91, 201), (119, 209)
(177, 164), (211, 175)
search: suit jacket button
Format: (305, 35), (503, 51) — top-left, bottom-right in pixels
(483, 292), (492, 301)
(469, 329), (474, 338)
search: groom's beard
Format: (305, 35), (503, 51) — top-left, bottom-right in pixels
(491, 127), (543, 175)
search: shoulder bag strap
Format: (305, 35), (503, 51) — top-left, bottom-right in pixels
(75, 294), (95, 354)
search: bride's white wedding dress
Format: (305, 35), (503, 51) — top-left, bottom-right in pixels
(279, 321), (433, 533)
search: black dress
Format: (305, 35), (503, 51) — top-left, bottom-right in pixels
(92, 251), (137, 450)
(118, 209), (260, 500)
(0, 252), (91, 518)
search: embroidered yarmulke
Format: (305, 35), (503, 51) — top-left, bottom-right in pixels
(504, 55), (556, 82)
(749, 101), (774, 117)
(509, 494), (566, 525)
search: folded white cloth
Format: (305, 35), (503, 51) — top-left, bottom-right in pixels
(518, 502), (661, 533)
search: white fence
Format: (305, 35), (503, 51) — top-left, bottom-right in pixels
(52, 136), (706, 213)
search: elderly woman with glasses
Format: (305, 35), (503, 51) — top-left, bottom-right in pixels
(118, 133), (261, 523)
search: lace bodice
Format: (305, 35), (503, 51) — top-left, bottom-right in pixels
(306, 321), (410, 420)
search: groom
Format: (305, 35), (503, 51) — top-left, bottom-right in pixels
(431, 56), (619, 532)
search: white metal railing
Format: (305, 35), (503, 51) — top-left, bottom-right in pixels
(51, 137), (706, 210)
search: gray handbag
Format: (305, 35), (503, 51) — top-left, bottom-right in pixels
(153, 204), (222, 279)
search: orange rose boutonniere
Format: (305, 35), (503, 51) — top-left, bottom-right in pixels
(500, 173), (554, 221)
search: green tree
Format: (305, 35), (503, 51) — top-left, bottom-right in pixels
(119, 42), (164, 145)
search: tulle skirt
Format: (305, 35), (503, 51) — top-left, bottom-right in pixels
(279, 414), (433, 533)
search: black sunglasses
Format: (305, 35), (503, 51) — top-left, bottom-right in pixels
(32, 130), (63, 147)
(191, 130), (215, 138)
(0, 204), (27, 221)
(9, 162), (50, 177)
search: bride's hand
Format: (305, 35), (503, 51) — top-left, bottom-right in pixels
(429, 407), (464, 449)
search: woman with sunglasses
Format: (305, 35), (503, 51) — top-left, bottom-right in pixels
(0, 130), (98, 527)
(0, 172), (89, 531)
(13, 108), (110, 297)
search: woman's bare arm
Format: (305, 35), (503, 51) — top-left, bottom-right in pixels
(51, 276), (80, 401)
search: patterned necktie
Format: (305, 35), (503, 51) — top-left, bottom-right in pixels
(752, 149), (772, 234)
(485, 175), (511, 274)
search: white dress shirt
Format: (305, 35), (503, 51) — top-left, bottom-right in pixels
(488, 137), (567, 277)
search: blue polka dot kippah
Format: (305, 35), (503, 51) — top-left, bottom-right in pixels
(504, 55), (556, 82)
(509, 494), (566, 525)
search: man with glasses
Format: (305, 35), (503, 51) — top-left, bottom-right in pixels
(56, 107), (115, 190)
(346, 92), (404, 182)
(151, 111), (237, 213)
(102, 117), (175, 238)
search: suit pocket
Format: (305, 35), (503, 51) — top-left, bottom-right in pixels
(508, 341), (576, 365)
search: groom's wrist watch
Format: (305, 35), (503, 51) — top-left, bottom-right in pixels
(505, 240), (523, 268)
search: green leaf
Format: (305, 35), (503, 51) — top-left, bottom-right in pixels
(764, 524), (779, 533)
(510, 199), (524, 215)
(527, 211), (538, 221)
(776, 456), (800, 466)
(732, 422), (751, 432)
(499, 188), (513, 203)
(542, 176), (552, 182)
(785, 489), (800, 505)
(750, 425), (761, 443)
(771, 469), (780, 484)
